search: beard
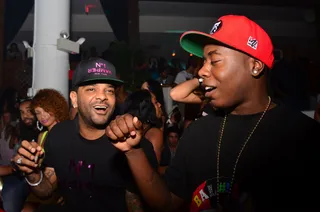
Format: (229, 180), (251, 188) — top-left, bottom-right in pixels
(22, 119), (35, 128)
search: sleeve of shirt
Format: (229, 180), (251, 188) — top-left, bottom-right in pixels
(174, 72), (185, 85)
(164, 126), (193, 201)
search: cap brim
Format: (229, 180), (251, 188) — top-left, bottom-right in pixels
(77, 78), (124, 87)
(180, 31), (223, 58)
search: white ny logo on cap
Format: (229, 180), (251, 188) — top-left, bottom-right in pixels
(210, 20), (222, 34)
(247, 36), (258, 50)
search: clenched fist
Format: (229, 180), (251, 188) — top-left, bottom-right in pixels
(106, 114), (143, 152)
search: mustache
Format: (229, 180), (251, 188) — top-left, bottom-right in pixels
(23, 118), (34, 122)
(93, 101), (110, 107)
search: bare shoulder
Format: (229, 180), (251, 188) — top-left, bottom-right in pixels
(145, 127), (163, 140)
(148, 127), (162, 136)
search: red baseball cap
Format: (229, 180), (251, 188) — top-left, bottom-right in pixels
(180, 15), (274, 69)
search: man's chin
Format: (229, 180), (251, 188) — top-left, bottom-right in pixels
(91, 117), (111, 129)
(92, 121), (108, 129)
(24, 123), (34, 127)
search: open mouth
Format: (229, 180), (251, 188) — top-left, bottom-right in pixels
(204, 86), (216, 92)
(94, 105), (108, 113)
(24, 119), (33, 124)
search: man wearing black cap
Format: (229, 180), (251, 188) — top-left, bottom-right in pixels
(12, 58), (133, 211)
(106, 15), (320, 211)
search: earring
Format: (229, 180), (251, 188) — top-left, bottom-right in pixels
(37, 121), (43, 131)
(253, 70), (258, 75)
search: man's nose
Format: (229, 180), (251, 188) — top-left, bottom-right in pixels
(198, 63), (211, 79)
(95, 90), (108, 101)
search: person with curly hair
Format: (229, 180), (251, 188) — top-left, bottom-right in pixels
(23, 89), (69, 211)
(31, 89), (70, 132)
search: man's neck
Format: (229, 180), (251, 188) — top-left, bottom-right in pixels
(169, 145), (177, 151)
(230, 91), (275, 115)
(78, 118), (105, 140)
(229, 79), (275, 115)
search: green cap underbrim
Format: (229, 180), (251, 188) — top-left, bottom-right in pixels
(180, 31), (222, 58)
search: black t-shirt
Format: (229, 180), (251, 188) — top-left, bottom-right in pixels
(202, 103), (216, 116)
(42, 118), (133, 212)
(165, 104), (320, 211)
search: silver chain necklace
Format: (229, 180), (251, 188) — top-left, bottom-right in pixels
(216, 96), (271, 208)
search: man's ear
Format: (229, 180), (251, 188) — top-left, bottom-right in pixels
(70, 91), (78, 108)
(251, 59), (265, 77)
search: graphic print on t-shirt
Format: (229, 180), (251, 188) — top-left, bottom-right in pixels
(190, 177), (253, 212)
(63, 159), (96, 190)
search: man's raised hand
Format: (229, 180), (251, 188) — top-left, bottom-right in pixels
(12, 140), (44, 174)
(106, 114), (143, 152)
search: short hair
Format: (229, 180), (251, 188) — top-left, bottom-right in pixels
(19, 98), (32, 104)
(167, 125), (181, 137)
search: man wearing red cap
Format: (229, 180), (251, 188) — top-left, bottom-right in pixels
(107, 15), (320, 211)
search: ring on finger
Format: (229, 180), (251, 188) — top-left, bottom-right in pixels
(16, 156), (23, 165)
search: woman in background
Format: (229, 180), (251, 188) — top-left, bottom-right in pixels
(123, 90), (164, 212)
(123, 90), (163, 167)
(141, 79), (167, 130)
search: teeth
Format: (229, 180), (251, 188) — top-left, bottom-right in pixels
(205, 86), (214, 91)
(94, 106), (107, 109)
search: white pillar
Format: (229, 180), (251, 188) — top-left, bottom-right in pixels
(32, 0), (70, 99)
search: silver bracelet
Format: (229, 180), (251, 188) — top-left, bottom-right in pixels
(25, 171), (43, 187)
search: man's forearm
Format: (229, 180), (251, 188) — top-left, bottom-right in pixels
(0, 165), (13, 176)
(125, 148), (173, 212)
(170, 78), (200, 102)
(26, 171), (54, 198)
